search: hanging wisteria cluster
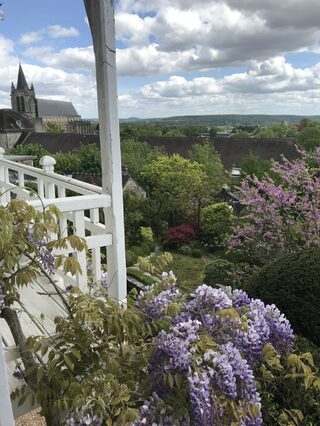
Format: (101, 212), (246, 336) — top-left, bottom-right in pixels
(135, 281), (294, 425)
(26, 225), (55, 275)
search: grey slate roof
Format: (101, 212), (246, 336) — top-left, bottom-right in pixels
(37, 99), (79, 117)
(16, 64), (29, 90)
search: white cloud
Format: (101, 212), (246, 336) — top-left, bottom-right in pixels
(24, 46), (94, 72)
(19, 25), (79, 47)
(113, 0), (320, 75)
(118, 57), (320, 117)
(47, 25), (79, 39)
(19, 31), (43, 45)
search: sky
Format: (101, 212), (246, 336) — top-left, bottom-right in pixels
(1, 0), (320, 118)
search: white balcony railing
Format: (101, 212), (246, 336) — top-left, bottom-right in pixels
(0, 148), (116, 293)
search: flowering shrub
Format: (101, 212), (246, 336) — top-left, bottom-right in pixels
(228, 148), (320, 263)
(135, 279), (297, 425)
(1, 201), (319, 425)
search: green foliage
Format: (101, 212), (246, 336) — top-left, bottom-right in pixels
(258, 339), (320, 425)
(130, 245), (145, 258)
(127, 267), (158, 287)
(121, 139), (162, 184)
(203, 258), (236, 288)
(191, 248), (202, 258)
(45, 121), (62, 133)
(137, 252), (173, 277)
(141, 154), (207, 227)
(72, 144), (101, 174)
(189, 142), (228, 196)
(125, 250), (138, 267)
(21, 292), (161, 424)
(200, 202), (234, 248)
(178, 244), (192, 256)
(140, 242), (151, 256)
(53, 152), (81, 174)
(245, 247), (320, 345)
(0, 200), (86, 307)
(140, 226), (153, 243)
(8, 144), (49, 167)
(240, 151), (272, 179)
(123, 192), (147, 246)
(297, 125), (320, 151)
(168, 253), (205, 293)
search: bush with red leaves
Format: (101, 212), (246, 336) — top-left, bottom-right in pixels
(165, 223), (197, 246)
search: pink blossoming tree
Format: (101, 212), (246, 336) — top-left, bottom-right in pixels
(228, 148), (320, 263)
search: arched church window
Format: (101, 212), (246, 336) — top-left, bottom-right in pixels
(20, 96), (25, 112)
(17, 96), (21, 112)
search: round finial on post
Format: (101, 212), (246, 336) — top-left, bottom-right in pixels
(0, 147), (5, 159)
(39, 155), (56, 173)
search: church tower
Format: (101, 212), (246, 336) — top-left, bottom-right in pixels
(11, 64), (38, 120)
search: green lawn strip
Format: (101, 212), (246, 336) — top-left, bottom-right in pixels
(169, 253), (206, 293)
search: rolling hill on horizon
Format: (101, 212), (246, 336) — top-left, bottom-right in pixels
(119, 114), (320, 126)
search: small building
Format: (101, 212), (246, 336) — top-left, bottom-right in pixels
(214, 185), (244, 216)
(72, 166), (146, 198)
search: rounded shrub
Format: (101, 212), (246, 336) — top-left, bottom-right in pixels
(191, 248), (202, 258)
(126, 250), (138, 267)
(245, 247), (320, 345)
(140, 242), (151, 256)
(130, 246), (145, 258)
(203, 257), (235, 288)
(178, 244), (192, 256)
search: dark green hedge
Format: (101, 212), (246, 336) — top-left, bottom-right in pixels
(245, 247), (320, 345)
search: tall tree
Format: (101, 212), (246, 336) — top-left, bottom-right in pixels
(189, 142), (228, 195)
(141, 154), (206, 227)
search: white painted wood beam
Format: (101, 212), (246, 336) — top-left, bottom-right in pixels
(84, 0), (127, 302)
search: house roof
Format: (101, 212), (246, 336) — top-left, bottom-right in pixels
(138, 136), (299, 168)
(17, 132), (99, 152)
(0, 109), (33, 132)
(37, 99), (79, 117)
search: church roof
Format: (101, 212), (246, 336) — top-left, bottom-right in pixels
(37, 99), (79, 117)
(16, 64), (29, 90)
(0, 109), (33, 132)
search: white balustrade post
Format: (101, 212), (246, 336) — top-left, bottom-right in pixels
(0, 334), (15, 426)
(85, 0), (127, 302)
(39, 156), (56, 199)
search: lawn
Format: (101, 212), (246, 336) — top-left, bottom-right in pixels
(168, 253), (206, 292)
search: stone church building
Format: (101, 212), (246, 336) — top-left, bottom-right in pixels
(10, 64), (91, 134)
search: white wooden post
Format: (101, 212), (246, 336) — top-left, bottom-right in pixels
(84, 0), (127, 301)
(0, 334), (15, 426)
(39, 156), (56, 199)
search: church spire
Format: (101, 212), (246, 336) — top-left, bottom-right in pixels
(17, 63), (29, 90)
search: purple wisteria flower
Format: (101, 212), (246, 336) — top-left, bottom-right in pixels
(133, 392), (190, 426)
(26, 226), (55, 275)
(66, 406), (103, 426)
(136, 281), (293, 425)
(136, 283), (181, 320)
